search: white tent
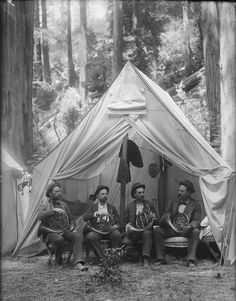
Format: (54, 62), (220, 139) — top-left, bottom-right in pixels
(1, 147), (29, 255)
(13, 61), (235, 264)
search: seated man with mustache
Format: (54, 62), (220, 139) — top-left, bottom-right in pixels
(154, 180), (201, 267)
(83, 185), (122, 260)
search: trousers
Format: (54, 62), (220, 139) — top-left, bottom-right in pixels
(154, 226), (200, 262)
(46, 230), (85, 266)
(122, 229), (153, 258)
(85, 229), (122, 259)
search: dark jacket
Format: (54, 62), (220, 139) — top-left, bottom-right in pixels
(124, 199), (159, 227)
(160, 197), (201, 229)
(37, 198), (75, 238)
(83, 202), (120, 228)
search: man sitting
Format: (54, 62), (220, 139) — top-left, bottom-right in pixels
(154, 180), (201, 267)
(83, 185), (122, 260)
(122, 182), (159, 267)
(37, 182), (88, 271)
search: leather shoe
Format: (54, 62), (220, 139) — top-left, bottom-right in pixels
(186, 260), (196, 267)
(74, 263), (89, 271)
(143, 258), (150, 268)
(155, 259), (167, 266)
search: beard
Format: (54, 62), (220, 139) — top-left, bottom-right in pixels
(100, 196), (107, 203)
(52, 194), (61, 201)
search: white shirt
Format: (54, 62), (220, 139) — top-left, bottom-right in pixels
(98, 202), (108, 215)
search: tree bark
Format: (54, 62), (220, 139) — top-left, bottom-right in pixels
(183, 1), (193, 76)
(1, 1), (34, 163)
(201, 2), (221, 152)
(34, 0), (43, 81)
(112, 0), (123, 81)
(41, 0), (51, 84)
(67, 0), (77, 86)
(219, 3), (236, 170)
(79, 0), (87, 106)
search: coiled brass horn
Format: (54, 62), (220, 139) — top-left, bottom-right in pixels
(86, 213), (114, 235)
(125, 204), (154, 235)
(42, 209), (69, 234)
(162, 212), (190, 233)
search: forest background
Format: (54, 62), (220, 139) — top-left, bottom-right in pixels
(1, 0), (235, 171)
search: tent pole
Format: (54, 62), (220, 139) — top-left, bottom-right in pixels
(120, 134), (128, 230)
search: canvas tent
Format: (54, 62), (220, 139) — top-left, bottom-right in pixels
(1, 147), (30, 255)
(13, 61), (235, 265)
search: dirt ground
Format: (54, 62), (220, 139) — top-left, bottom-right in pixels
(1, 253), (235, 301)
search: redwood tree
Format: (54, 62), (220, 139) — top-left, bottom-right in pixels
(34, 0), (43, 81)
(112, 0), (123, 81)
(79, 0), (87, 106)
(201, 2), (221, 152)
(67, 0), (77, 86)
(183, 1), (193, 77)
(41, 0), (51, 84)
(1, 1), (34, 163)
(219, 3), (236, 170)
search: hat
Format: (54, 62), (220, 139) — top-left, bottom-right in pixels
(46, 182), (61, 198)
(131, 182), (145, 198)
(94, 185), (109, 197)
(179, 180), (195, 193)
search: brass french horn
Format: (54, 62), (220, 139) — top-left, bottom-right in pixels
(125, 204), (154, 236)
(162, 200), (195, 233)
(38, 209), (69, 236)
(86, 213), (114, 235)
(163, 212), (189, 233)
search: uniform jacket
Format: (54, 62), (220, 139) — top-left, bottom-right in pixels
(124, 199), (159, 227)
(83, 202), (120, 228)
(37, 198), (75, 238)
(160, 197), (201, 229)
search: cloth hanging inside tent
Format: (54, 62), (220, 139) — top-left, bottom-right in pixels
(117, 139), (143, 183)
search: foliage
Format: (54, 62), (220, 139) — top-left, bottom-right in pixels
(173, 77), (210, 142)
(17, 171), (32, 194)
(92, 247), (124, 286)
(62, 107), (81, 135)
(33, 81), (57, 111)
(31, 0), (206, 161)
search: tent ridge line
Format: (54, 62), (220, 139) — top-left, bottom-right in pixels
(130, 63), (227, 168)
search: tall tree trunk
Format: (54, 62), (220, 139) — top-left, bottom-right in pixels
(112, 0), (123, 81)
(34, 0), (43, 81)
(79, 0), (87, 106)
(67, 0), (77, 86)
(183, 1), (193, 76)
(219, 3), (236, 170)
(201, 2), (221, 152)
(41, 0), (51, 84)
(1, 1), (34, 164)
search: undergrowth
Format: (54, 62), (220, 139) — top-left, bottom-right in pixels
(92, 246), (124, 286)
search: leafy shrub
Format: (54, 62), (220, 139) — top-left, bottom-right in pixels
(92, 247), (124, 286)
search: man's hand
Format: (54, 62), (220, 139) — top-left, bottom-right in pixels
(69, 224), (76, 231)
(53, 208), (65, 214)
(182, 224), (193, 235)
(94, 211), (101, 217)
(110, 225), (119, 231)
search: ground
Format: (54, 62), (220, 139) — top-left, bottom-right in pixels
(1, 254), (235, 301)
